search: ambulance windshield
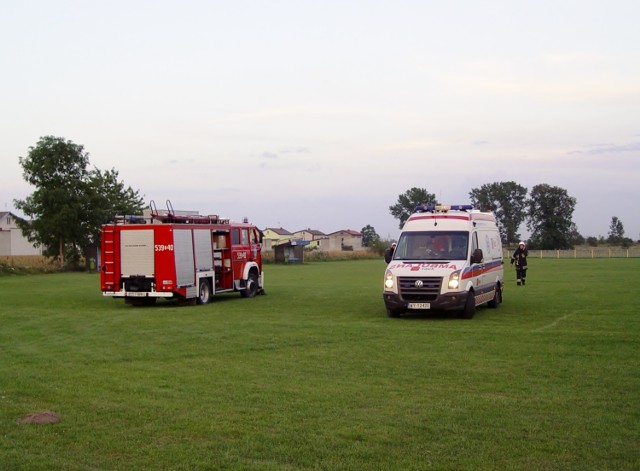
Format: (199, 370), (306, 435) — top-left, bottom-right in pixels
(393, 231), (469, 261)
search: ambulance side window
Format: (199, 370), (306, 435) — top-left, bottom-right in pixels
(471, 232), (479, 255)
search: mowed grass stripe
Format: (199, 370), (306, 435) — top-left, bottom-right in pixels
(0, 259), (638, 470)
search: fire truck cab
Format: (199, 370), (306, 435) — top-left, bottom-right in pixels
(100, 203), (264, 305)
(383, 205), (504, 319)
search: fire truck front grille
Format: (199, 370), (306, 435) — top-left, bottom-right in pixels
(123, 276), (154, 292)
(398, 276), (442, 302)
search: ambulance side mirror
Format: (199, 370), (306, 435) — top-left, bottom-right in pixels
(384, 247), (393, 264)
(471, 249), (484, 264)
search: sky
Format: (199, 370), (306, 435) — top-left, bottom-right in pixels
(1, 0), (639, 241)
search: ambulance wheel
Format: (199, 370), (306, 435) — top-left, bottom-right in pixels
(461, 292), (476, 319)
(386, 308), (401, 318)
(197, 280), (211, 305)
(241, 272), (258, 298)
(488, 284), (502, 308)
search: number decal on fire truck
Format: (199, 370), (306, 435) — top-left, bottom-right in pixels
(154, 244), (174, 252)
(236, 251), (247, 260)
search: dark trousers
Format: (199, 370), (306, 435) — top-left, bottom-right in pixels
(516, 266), (527, 285)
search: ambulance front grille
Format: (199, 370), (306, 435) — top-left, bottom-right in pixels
(398, 276), (442, 302)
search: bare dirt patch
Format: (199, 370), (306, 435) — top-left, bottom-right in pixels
(16, 411), (61, 425)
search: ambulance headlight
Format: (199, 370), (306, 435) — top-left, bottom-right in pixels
(448, 270), (461, 290)
(384, 270), (395, 290)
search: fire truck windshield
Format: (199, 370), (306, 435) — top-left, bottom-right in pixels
(393, 231), (469, 261)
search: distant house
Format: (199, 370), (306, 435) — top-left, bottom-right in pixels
(262, 227), (293, 251)
(292, 228), (328, 250)
(262, 226), (364, 252)
(327, 229), (364, 251)
(0, 212), (42, 256)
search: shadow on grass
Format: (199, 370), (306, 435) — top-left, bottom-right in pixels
(391, 306), (494, 321)
(118, 292), (255, 309)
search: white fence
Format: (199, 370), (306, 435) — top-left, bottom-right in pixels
(502, 247), (640, 259)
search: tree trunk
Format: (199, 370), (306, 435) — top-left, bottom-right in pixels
(58, 238), (64, 267)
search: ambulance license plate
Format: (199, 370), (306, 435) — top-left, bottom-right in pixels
(408, 302), (430, 309)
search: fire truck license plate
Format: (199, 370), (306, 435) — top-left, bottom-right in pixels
(127, 292), (146, 297)
(408, 303), (430, 309)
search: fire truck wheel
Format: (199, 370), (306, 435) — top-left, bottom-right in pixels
(197, 280), (211, 305)
(241, 272), (259, 298)
(460, 291), (476, 319)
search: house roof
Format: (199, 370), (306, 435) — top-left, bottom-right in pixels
(294, 228), (326, 236)
(274, 239), (311, 247)
(264, 227), (292, 236)
(329, 229), (362, 237)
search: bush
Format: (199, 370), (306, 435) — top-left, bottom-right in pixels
(0, 256), (59, 275)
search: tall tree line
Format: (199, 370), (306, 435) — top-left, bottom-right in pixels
(389, 182), (582, 249)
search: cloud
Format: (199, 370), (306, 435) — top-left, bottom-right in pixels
(261, 152), (278, 160)
(569, 142), (640, 155)
(280, 147), (310, 154)
(542, 52), (600, 66)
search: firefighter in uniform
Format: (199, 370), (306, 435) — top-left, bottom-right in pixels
(510, 241), (528, 286)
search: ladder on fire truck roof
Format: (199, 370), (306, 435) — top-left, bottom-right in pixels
(149, 200), (228, 224)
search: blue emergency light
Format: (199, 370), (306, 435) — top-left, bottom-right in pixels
(415, 204), (474, 213)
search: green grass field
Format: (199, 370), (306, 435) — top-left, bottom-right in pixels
(1, 259), (638, 470)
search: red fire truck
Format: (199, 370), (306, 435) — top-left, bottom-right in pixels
(100, 201), (264, 305)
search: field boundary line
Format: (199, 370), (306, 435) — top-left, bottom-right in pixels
(532, 313), (575, 332)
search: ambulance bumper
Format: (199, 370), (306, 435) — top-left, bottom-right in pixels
(383, 292), (467, 313)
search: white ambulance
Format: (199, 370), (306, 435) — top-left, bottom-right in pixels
(383, 205), (504, 319)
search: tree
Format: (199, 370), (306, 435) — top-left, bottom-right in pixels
(14, 136), (144, 267)
(361, 224), (380, 248)
(389, 188), (438, 229)
(586, 236), (599, 247)
(568, 222), (584, 246)
(86, 168), (145, 244)
(14, 136), (91, 265)
(469, 181), (528, 245)
(526, 184), (577, 249)
(607, 216), (624, 244)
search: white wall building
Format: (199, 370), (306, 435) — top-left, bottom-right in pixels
(0, 212), (43, 256)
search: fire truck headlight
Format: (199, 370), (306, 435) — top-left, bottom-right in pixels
(384, 270), (395, 290)
(448, 271), (461, 290)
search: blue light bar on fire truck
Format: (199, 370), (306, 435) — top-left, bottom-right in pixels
(415, 204), (474, 213)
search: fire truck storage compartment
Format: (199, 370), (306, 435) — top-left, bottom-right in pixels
(120, 229), (154, 277)
(173, 229), (195, 287)
(193, 229), (214, 271)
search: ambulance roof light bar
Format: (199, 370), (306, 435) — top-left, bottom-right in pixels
(415, 204), (474, 213)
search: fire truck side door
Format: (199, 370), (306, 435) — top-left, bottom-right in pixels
(231, 228), (251, 280)
(250, 228), (261, 262)
(174, 229), (195, 287)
